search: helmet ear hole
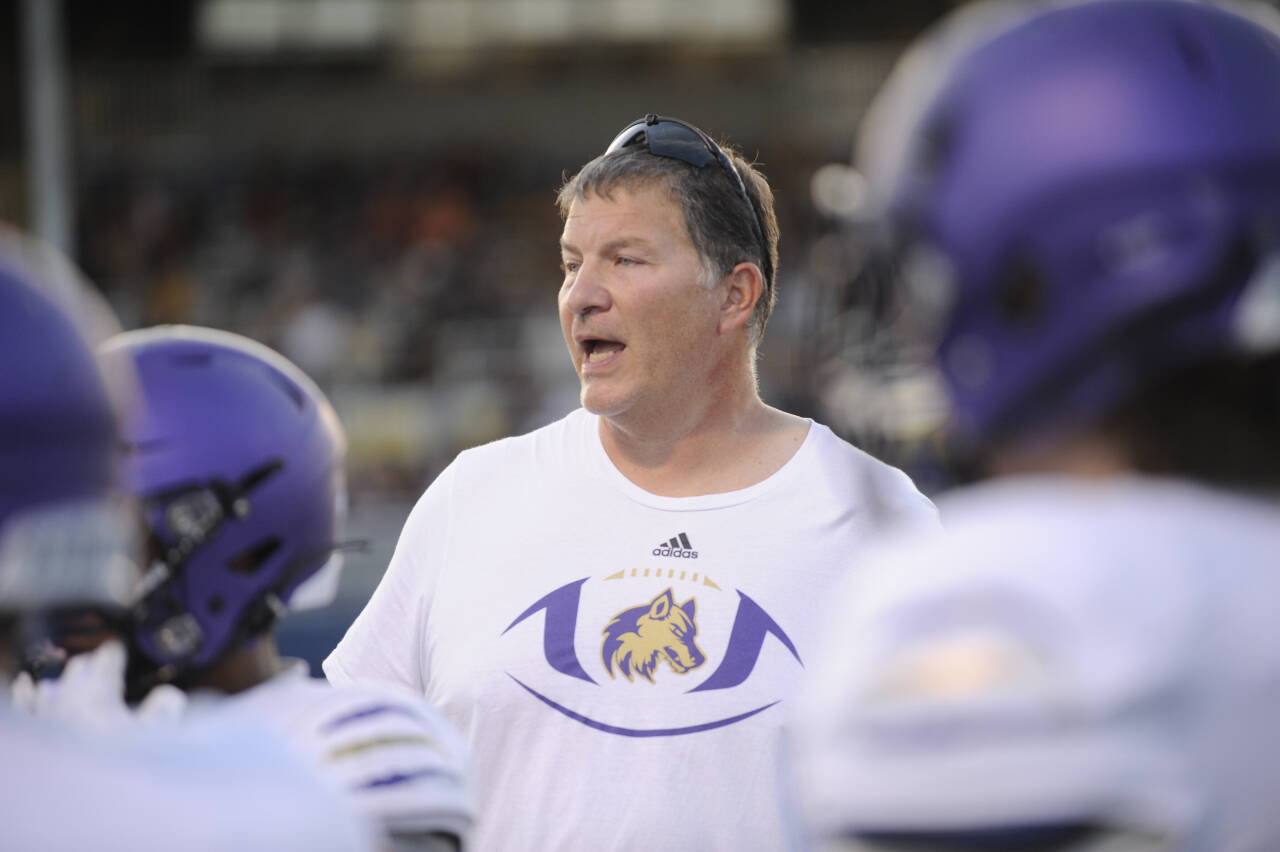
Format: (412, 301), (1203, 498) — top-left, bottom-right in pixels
(917, 113), (956, 179)
(227, 538), (281, 576)
(996, 257), (1047, 327)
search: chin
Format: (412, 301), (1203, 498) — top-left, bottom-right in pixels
(579, 382), (634, 418)
(580, 394), (622, 417)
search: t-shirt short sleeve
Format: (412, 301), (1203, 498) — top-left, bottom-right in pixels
(324, 462), (458, 692)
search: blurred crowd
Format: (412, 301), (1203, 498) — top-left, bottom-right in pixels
(71, 143), (865, 498)
(77, 151), (584, 496)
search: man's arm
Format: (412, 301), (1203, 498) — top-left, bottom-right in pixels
(325, 463), (459, 691)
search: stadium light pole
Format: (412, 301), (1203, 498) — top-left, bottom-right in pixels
(20, 0), (75, 260)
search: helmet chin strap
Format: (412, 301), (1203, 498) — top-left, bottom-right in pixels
(123, 537), (365, 704)
(124, 459), (287, 702)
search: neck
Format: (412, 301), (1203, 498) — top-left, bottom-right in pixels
(599, 376), (808, 497)
(985, 430), (1134, 479)
(185, 633), (286, 696)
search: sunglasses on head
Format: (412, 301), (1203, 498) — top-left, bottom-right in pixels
(605, 113), (773, 293)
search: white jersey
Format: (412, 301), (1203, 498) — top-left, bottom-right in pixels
(791, 475), (1280, 850)
(1, 702), (376, 852)
(183, 660), (472, 843)
(326, 407), (937, 851)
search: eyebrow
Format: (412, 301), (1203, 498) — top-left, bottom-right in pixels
(559, 236), (658, 256)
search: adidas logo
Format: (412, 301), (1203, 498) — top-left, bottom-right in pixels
(652, 532), (698, 559)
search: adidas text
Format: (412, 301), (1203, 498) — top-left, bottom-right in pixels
(652, 547), (698, 559)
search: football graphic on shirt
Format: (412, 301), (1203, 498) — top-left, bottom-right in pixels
(502, 565), (802, 737)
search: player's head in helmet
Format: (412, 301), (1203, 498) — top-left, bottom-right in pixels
(99, 326), (347, 698)
(857, 0), (1280, 485)
(793, 2), (1280, 851)
(0, 233), (138, 681)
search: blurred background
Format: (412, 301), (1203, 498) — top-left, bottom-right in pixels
(1, 0), (962, 671)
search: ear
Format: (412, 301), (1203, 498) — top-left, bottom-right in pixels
(718, 261), (763, 336)
(649, 588), (675, 619)
(680, 598), (696, 619)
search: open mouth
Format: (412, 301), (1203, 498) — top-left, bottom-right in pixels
(581, 338), (626, 365)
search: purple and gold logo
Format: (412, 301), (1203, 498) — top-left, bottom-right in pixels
(502, 572), (801, 737)
(603, 588), (705, 683)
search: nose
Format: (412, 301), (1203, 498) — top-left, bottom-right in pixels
(561, 260), (611, 317)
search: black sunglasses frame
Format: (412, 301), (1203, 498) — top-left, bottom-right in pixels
(605, 113), (773, 295)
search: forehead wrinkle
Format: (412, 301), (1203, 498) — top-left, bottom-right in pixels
(596, 236), (659, 256)
(560, 232), (662, 259)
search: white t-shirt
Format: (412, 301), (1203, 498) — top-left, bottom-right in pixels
(326, 407), (937, 851)
(790, 475), (1280, 850)
(184, 660), (473, 843)
(1, 702), (376, 852)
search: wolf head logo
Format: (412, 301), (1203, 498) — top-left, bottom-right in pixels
(601, 588), (706, 683)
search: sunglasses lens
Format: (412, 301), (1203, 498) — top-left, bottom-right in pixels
(604, 124), (646, 155)
(642, 122), (714, 168)
(605, 119), (714, 169)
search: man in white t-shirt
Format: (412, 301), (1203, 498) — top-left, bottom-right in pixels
(790, 2), (1280, 850)
(325, 114), (938, 850)
(0, 233), (375, 852)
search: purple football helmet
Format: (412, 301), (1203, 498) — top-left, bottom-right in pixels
(0, 267), (116, 528)
(100, 326), (347, 685)
(0, 249), (140, 624)
(859, 0), (1280, 449)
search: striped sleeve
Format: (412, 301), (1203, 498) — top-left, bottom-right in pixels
(296, 684), (473, 843)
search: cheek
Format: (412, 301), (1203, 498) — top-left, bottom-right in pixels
(655, 296), (718, 350)
(558, 302), (575, 347)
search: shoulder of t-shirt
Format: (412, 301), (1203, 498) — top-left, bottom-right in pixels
(852, 475), (1245, 613)
(814, 476), (1265, 708)
(804, 420), (940, 529)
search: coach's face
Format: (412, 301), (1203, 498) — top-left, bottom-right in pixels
(559, 184), (725, 426)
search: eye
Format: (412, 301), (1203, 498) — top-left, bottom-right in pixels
(561, 260), (580, 274)
(616, 256), (640, 267)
